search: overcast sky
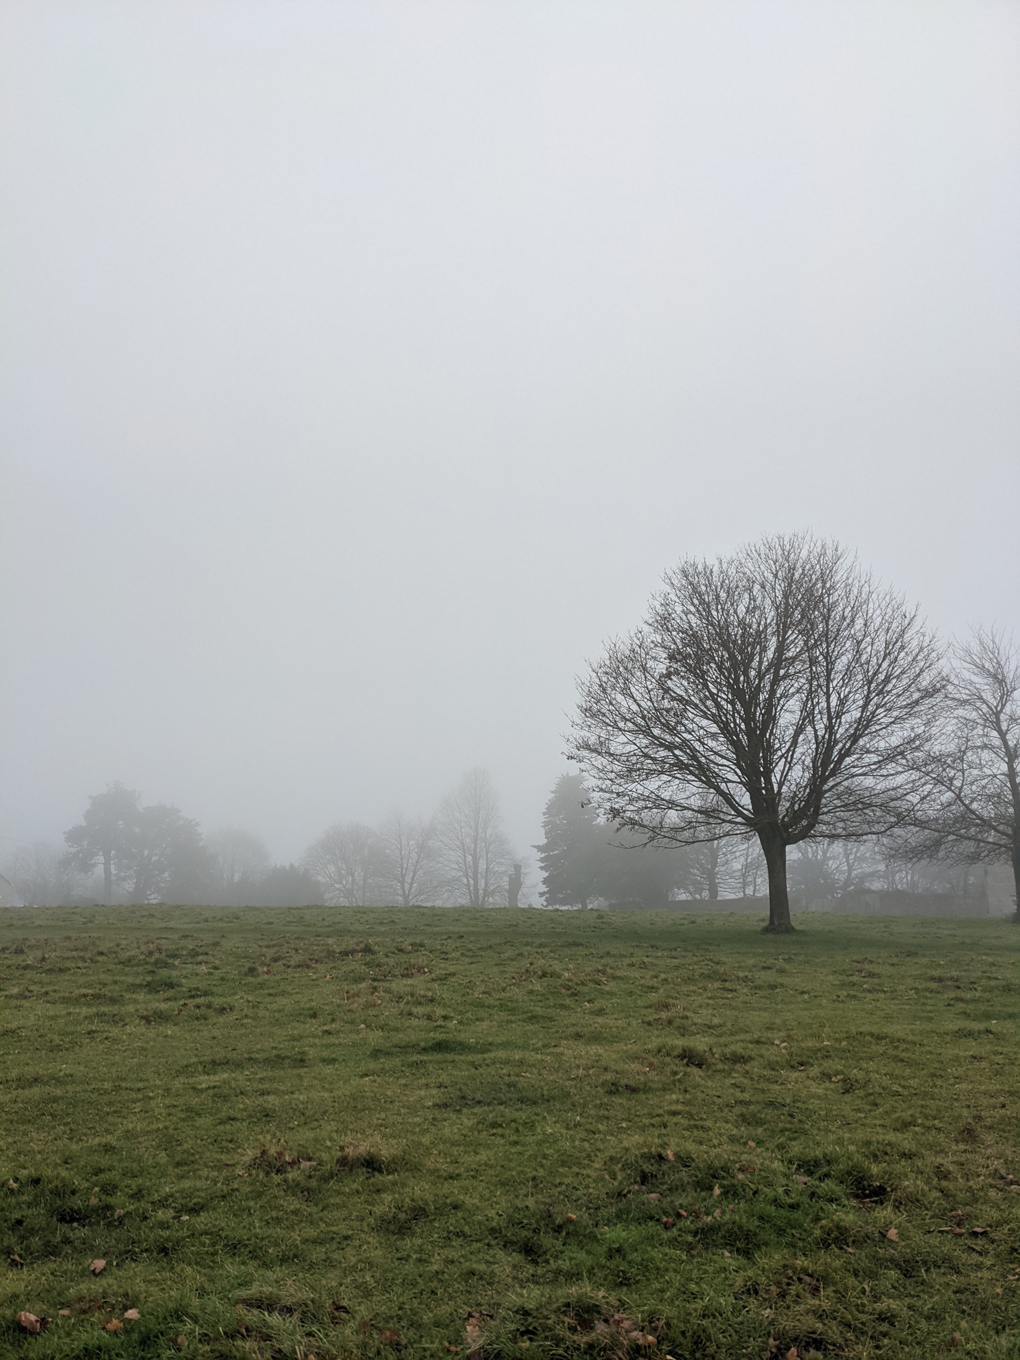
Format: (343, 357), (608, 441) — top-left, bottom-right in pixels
(2, 1), (1018, 869)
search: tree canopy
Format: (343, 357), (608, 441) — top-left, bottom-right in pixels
(568, 534), (944, 932)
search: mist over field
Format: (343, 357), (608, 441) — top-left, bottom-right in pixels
(2, 1), (1018, 872)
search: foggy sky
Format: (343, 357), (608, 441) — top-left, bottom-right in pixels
(2, 1), (1018, 870)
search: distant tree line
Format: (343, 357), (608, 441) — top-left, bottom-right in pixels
(534, 774), (988, 910)
(2, 768), (522, 909)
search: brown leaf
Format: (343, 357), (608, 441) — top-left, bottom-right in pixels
(444, 1345), (460, 1354)
(712, 1184), (721, 1198)
(648, 1193), (661, 1202)
(124, 1308), (140, 1321)
(795, 1175), (809, 1185)
(89, 1197), (98, 1206)
(58, 1309), (71, 1317)
(565, 1213), (577, 1222)
(104, 1319), (124, 1332)
(379, 1328), (400, 1345)
(948, 1334), (963, 1349)
(972, 1227), (988, 1235)
(665, 1149), (675, 1162)
(298, 1159), (317, 1170)
(7, 1179), (17, 1191)
(662, 1216), (675, 1228)
(786, 1349), (799, 1360)
(677, 1209), (687, 1218)
(10, 1253), (23, 1266)
(115, 1208), (124, 1218)
(886, 1228), (899, 1241)
(465, 1314), (482, 1345)
(713, 1207), (722, 1219)
(174, 1335), (187, 1349)
(89, 1258), (106, 1274)
(17, 1312), (42, 1334)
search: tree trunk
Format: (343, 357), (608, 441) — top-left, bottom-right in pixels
(103, 850), (112, 905)
(759, 831), (795, 934)
(1012, 843), (1020, 925)
(707, 843), (719, 900)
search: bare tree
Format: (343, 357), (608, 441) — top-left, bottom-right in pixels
(378, 812), (439, 907)
(303, 822), (388, 906)
(437, 769), (516, 907)
(905, 628), (1020, 921)
(207, 827), (271, 904)
(3, 844), (99, 905)
(569, 534), (944, 933)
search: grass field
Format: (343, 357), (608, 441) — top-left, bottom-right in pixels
(1, 905), (1018, 1360)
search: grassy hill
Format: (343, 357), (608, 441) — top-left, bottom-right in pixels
(1, 905), (1017, 1358)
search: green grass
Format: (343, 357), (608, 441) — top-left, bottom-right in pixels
(1, 906), (1018, 1360)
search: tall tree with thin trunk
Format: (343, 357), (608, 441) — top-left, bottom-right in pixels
(904, 628), (1020, 922)
(437, 769), (515, 907)
(379, 812), (439, 907)
(568, 534), (944, 933)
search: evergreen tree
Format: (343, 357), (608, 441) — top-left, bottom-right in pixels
(536, 774), (603, 907)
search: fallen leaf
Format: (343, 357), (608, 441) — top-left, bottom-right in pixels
(665, 1149), (675, 1162)
(972, 1227), (988, 1235)
(89, 1197), (98, 1205)
(786, 1349), (799, 1360)
(444, 1344), (460, 1354)
(299, 1159), (318, 1170)
(331, 1302), (351, 1316)
(174, 1336), (187, 1349)
(662, 1216), (675, 1228)
(712, 1185), (721, 1198)
(648, 1193), (661, 1202)
(124, 1308), (140, 1320)
(7, 1179), (17, 1190)
(886, 1229), (899, 1242)
(465, 1314), (482, 1345)
(114, 1208), (124, 1218)
(89, 1258), (106, 1274)
(17, 1312), (42, 1334)
(565, 1213), (577, 1222)
(713, 1207), (723, 1219)
(379, 1328), (400, 1345)
(104, 1319), (124, 1332)
(948, 1334), (963, 1349)
(795, 1175), (809, 1185)
(58, 1309), (71, 1317)
(748, 1140), (756, 1148)
(677, 1209), (687, 1218)
(10, 1253), (23, 1266)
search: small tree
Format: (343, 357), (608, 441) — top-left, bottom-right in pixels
(207, 827), (271, 904)
(906, 628), (1020, 921)
(569, 535), (944, 932)
(304, 822), (387, 906)
(437, 769), (515, 907)
(378, 812), (439, 907)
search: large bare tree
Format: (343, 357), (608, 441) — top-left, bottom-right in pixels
(568, 534), (944, 932)
(905, 628), (1020, 921)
